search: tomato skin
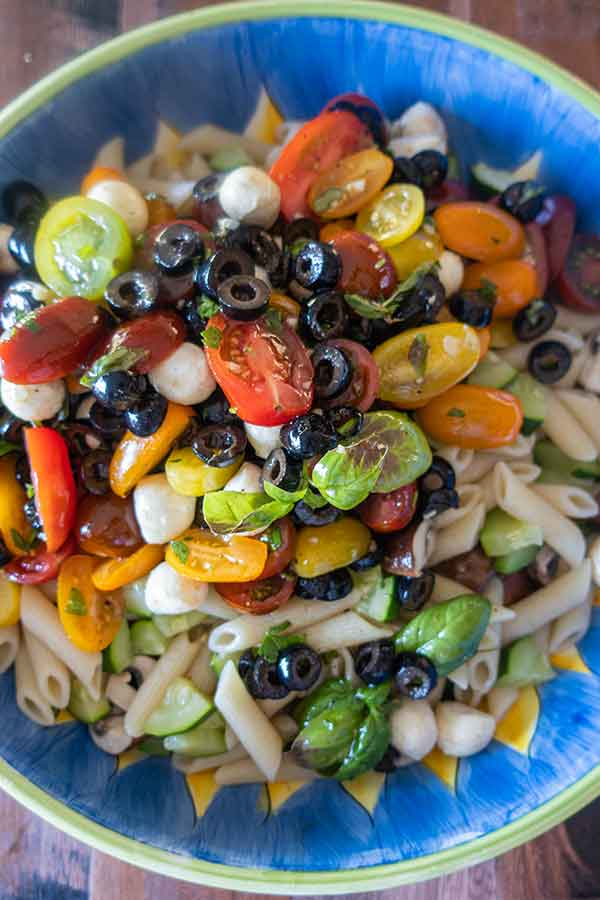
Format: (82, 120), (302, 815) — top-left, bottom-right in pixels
(356, 183), (425, 247)
(58, 554), (123, 652)
(270, 110), (373, 221)
(4, 535), (76, 584)
(165, 528), (268, 582)
(557, 233), (600, 313)
(308, 148), (393, 219)
(330, 231), (397, 299)
(543, 194), (576, 282)
(81, 166), (124, 194)
(462, 259), (538, 319)
(324, 338), (380, 412)
(294, 517), (372, 578)
(259, 517), (296, 579)
(523, 222), (549, 296)
(387, 228), (443, 281)
(322, 93), (388, 146)
(416, 384), (523, 449)
(205, 313), (314, 426)
(0, 296), (109, 385)
(25, 427), (77, 553)
(434, 202), (525, 262)
(216, 574), (296, 615)
(92, 543), (164, 591)
(76, 493), (143, 558)
(359, 483), (418, 533)
(95, 311), (186, 375)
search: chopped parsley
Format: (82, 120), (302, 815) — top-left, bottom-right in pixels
(260, 525), (282, 552)
(408, 333), (429, 382)
(447, 407), (466, 418)
(10, 529), (37, 552)
(312, 187), (344, 214)
(257, 621), (305, 663)
(197, 295), (219, 319)
(479, 278), (498, 303)
(65, 587), (87, 616)
(80, 346), (148, 388)
(170, 540), (190, 564)
(25, 482), (35, 499)
(263, 307), (283, 333)
(202, 326), (223, 349)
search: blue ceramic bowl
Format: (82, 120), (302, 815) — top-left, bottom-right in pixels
(2, 2), (600, 891)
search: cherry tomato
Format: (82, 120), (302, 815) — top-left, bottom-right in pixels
(523, 222), (549, 296)
(543, 194), (576, 282)
(0, 455), (33, 556)
(387, 227), (443, 281)
(358, 483), (418, 533)
(330, 231), (396, 299)
(58, 554), (123, 652)
(558, 233), (600, 313)
(165, 528), (268, 582)
(308, 149), (393, 219)
(76, 493), (143, 558)
(416, 384), (523, 449)
(269, 293), (301, 329)
(110, 402), (193, 497)
(320, 219), (355, 242)
(324, 338), (379, 412)
(270, 110), (372, 220)
(216, 574), (296, 615)
(0, 296), (109, 385)
(426, 179), (470, 211)
(462, 259), (538, 319)
(205, 313), (313, 426)
(92, 543), (165, 592)
(356, 183), (425, 247)
(95, 311), (186, 375)
(373, 322), (480, 409)
(322, 93), (388, 146)
(293, 517), (371, 578)
(259, 517), (296, 579)
(145, 196), (177, 228)
(4, 535), (76, 584)
(81, 166), (125, 195)
(165, 446), (241, 496)
(433, 202), (525, 262)
(25, 427), (77, 553)
(35, 196), (133, 300)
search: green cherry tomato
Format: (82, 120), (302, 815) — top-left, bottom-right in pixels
(35, 196), (133, 300)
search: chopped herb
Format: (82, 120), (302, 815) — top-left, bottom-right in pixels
(65, 587), (87, 616)
(228, 407), (238, 416)
(479, 278), (498, 303)
(447, 407), (466, 418)
(374, 257), (386, 270)
(408, 333), (429, 382)
(24, 317), (40, 333)
(257, 621), (305, 663)
(491, 236), (501, 245)
(201, 326), (223, 349)
(80, 346), (148, 388)
(197, 295), (220, 319)
(260, 525), (283, 552)
(1, 309), (41, 341)
(170, 540), (190, 564)
(344, 262), (438, 320)
(264, 307), (283, 333)
(25, 482), (35, 499)
(0, 439), (20, 458)
(312, 187), (344, 214)
(10, 529), (36, 552)
(289, 237), (309, 258)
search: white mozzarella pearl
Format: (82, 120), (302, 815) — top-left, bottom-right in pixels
(148, 342), (216, 406)
(133, 473), (195, 544)
(1, 378), (65, 421)
(145, 561), (208, 615)
(218, 166), (280, 228)
(86, 179), (149, 237)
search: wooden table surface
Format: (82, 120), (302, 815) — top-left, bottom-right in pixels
(1, 0), (600, 897)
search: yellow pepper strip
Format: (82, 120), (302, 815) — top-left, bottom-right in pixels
(92, 543), (165, 592)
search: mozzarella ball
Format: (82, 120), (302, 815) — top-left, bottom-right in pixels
(437, 250), (464, 298)
(435, 702), (496, 757)
(75, 394), (101, 449)
(389, 701), (437, 761)
(148, 342), (216, 406)
(145, 561), (208, 615)
(392, 101), (447, 140)
(1, 378), (65, 421)
(218, 166), (280, 228)
(133, 473), (196, 544)
(244, 422), (282, 459)
(0, 224), (19, 274)
(223, 462), (262, 493)
(388, 132), (447, 159)
(86, 179), (149, 237)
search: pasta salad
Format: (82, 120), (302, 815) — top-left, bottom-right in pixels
(0, 92), (598, 784)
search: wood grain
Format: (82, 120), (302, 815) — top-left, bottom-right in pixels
(1, 1), (600, 897)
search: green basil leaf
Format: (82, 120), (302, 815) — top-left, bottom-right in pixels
(65, 587), (88, 616)
(197, 295), (219, 319)
(335, 707), (390, 781)
(170, 540), (190, 564)
(263, 474), (307, 504)
(356, 680), (391, 711)
(293, 678), (355, 729)
(80, 346), (148, 388)
(202, 326), (223, 349)
(344, 262), (438, 321)
(291, 700), (365, 772)
(301, 483), (330, 510)
(202, 491), (293, 535)
(0, 439), (20, 458)
(394, 594), (491, 676)
(258, 621), (306, 663)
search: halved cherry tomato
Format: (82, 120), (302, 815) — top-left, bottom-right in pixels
(356, 183), (425, 247)
(433, 202), (525, 262)
(92, 543), (164, 591)
(58, 554), (123, 652)
(269, 293), (301, 329)
(145, 195), (177, 228)
(330, 231), (396, 298)
(322, 93), (388, 146)
(416, 384), (523, 449)
(81, 166), (124, 195)
(110, 402), (193, 497)
(462, 259), (538, 319)
(387, 227), (443, 281)
(0, 455), (33, 556)
(205, 313), (313, 426)
(4, 535), (76, 584)
(165, 528), (267, 582)
(216, 574), (295, 615)
(426, 179), (470, 211)
(543, 194), (576, 282)
(259, 517), (296, 579)
(358, 483), (418, 533)
(0, 296), (109, 385)
(558, 233), (600, 313)
(293, 517), (371, 578)
(94, 311), (186, 375)
(76, 493), (143, 558)
(523, 222), (548, 296)
(324, 338), (379, 412)
(320, 220), (355, 242)
(270, 110), (372, 220)
(25, 427), (77, 553)
(373, 322), (480, 409)
(308, 148), (393, 219)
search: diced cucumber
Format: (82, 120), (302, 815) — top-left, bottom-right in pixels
(209, 145), (253, 172)
(467, 352), (517, 389)
(507, 373), (546, 435)
(123, 576), (152, 619)
(493, 544), (539, 575)
(137, 736), (171, 757)
(210, 651), (241, 678)
(103, 620), (132, 675)
(496, 635), (555, 689)
(357, 567), (399, 622)
(130, 620), (168, 657)
(480, 507), (543, 558)
(68, 678), (111, 724)
(471, 151), (542, 196)
(534, 440), (600, 482)
(153, 610), (207, 639)
(164, 723), (226, 756)
(144, 677), (214, 737)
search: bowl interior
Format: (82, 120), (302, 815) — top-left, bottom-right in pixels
(2, 6), (600, 889)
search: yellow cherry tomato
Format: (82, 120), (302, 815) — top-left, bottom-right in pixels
(165, 447), (241, 497)
(293, 518), (371, 578)
(58, 554), (124, 652)
(388, 228), (443, 280)
(373, 322), (481, 409)
(0, 455), (34, 556)
(92, 544), (164, 592)
(308, 149), (393, 219)
(109, 402), (193, 497)
(0, 573), (20, 626)
(165, 528), (267, 582)
(416, 385), (524, 449)
(355, 183), (425, 248)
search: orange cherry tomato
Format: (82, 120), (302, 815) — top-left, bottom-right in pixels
(416, 385), (524, 449)
(81, 166), (124, 195)
(308, 148), (393, 219)
(76, 493), (143, 559)
(146, 195), (177, 228)
(92, 543), (164, 591)
(165, 528), (267, 582)
(320, 220), (355, 242)
(433, 202), (525, 262)
(58, 554), (123, 652)
(0, 455), (33, 556)
(269, 293), (301, 328)
(109, 402), (193, 497)
(462, 260), (538, 319)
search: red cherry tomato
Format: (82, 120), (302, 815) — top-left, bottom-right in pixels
(523, 222), (549, 296)
(0, 296), (109, 385)
(216, 573), (296, 615)
(76, 493), (143, 558)
(4, 535), (76, 584)
(259, 517), (296, 579)
(322, 92), (389, 146)
(329, 230), (397, 299)
(542, 194), (576, 282)
(205, 313), (313, 426)
(95, 312), (186, 374)
(558, 234), (600, 313)
(269, 110), (372, 221)
(426, 179), (470, 212)
(358, 483), (418, 533)
(25, 427), (77, 553)
(323, 338), (379, 412)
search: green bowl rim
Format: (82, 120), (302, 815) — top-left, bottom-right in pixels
(1, 0), (600, 890)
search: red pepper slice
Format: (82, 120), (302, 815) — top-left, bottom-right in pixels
(25, 427), (77, 552)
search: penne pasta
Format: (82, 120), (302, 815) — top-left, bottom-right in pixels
(187, 638), (217, 695)
(486, 686), (519, 722)
(436, 702), (496, 757)
(0, 625), (19, 674)
(302, 611), (394, 653)
(457, 452), (497, 484)
(480, 433), (536, 459)
(556, 389), (600, 452)
(431, 484), (483, 529)
(15, 640), (55, 727)
(389, 701), (437, 761)
(215, 752), (318, 786)
(435, 445), (475, 478)
(549, 598), (593, 653)
(22, 628), (70, 710)
(531, 483), (599, 518)
(430, 574), (473, 604)
(173, 744), (248, 774)
(428, 502), (485, 566)
(541, 390), (597, 462)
